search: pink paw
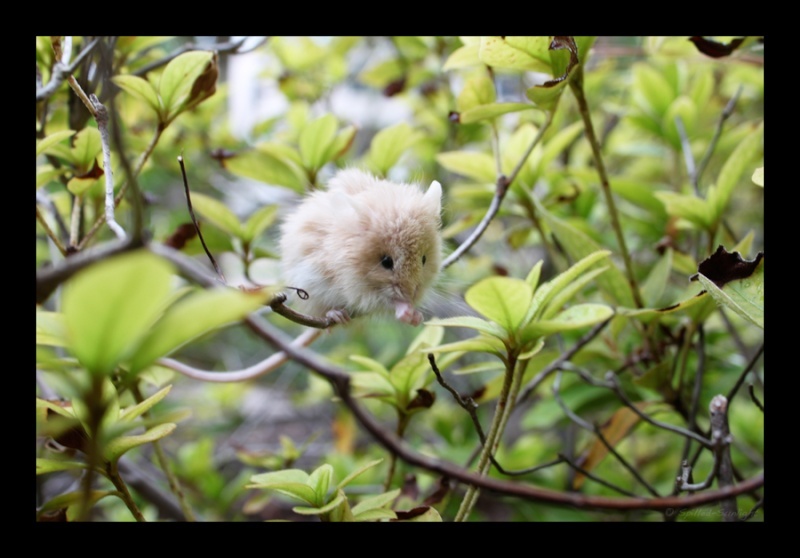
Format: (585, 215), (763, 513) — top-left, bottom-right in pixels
(395, 302), (423, 326)
(325, 308), (351, 325)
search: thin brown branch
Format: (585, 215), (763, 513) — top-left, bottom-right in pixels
(726, 343), (764, 402)
(36, 37), (101, 103)
(558, 453), (639, 498)
(242, 311), (763, 511)
(695, 86), (743, 189)
(748, 384), (764, 412)
(36, 205), (68, 257)
(131, 36), (261, 78)
(178, 155), (224, 282)
(90, 94), (126, 240)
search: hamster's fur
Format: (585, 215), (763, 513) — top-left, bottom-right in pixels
(279, 168), (442, 326)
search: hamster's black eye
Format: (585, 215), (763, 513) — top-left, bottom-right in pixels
(422, 255), (427, 266)
(381, 255), (394, 270)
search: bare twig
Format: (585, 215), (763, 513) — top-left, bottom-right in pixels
(558, 453), (639, 498)
(36, 205), (68, 257)
(695, 86), (743, 188)
(675, 116), (699, 196)
(516, 317), (611, 405)
(131, 36), (262, 78)
(241, 311), (764, 511)
(726, 343), (764, 402)
(740, 498), (763, 521)
(178, 155), (224, 282)
(442, 111), (554, 269)
(158, 328), (321, 383)
(90, 94), (126, 240)
(709, 395), (737, 521)
(36, 37), (101, 103)
(748, 384), (764, 412)
(605, 372), (714, 448)
(592, 423), (661, 498)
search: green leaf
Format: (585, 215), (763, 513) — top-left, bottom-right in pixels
(466, 276), (533, 333)
(71, 127), (102, 173)
(293, 490), (346, 516)
(36, 458), (88, 475)
(459, 102), (537, 124)
(478, 36), (552, 72)
(696, 257), (763, 329)
(443, 42), (481, 71)
(37, 490), (119, 518)
(534, 198), (635, 307)
(523, 303), (614, 337)
(129, 286), (272, 373)
(526, 78), (570, 111)
(641, 249), (673, 308)
(426, 316), (507, 340)
(62, 250), (174, 376)
(529, 250), (611, 321)
(539, 266), (609, 322)
(336, 458), (384, 491)
(709, 121), (763, 219)
(752, 167), (764, 187)
(436, 151), (496, 184)
(406, 324), (445, 355)
(224, 145), (306, 192)
(299, 114), (338, 172)
(104, 422), (176, 463)
(36, 310), (67, 347)
(396, 506), (443, 521)
(308, 464), (334, 506)
(242, 205), (278, 243)
(118, 385), (172, 423)
(368, 122), (422, 176)
(632, 63), (674, 118)
(36, 130), (75, 157)
(328, 125), (357, 160)
(112, 74), (162, 116)
(427, 335), (507, 358)
(353, 508), (398, 521)
(349, 355), (391, 377)
(159, 50), (215, 121)
(662, 96), (697, 148)
(248, 480), (317, 505)
(654, 191), (713, 229)
(351, 371), (396, 400)
(351, 488), (401, 516)
(457, 74), (496, 112)
(188, 192), (243, 237)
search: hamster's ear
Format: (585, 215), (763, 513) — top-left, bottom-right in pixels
(332, 189), (368, 218)
(424, 180), (442, 213)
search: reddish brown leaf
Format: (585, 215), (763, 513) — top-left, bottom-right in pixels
(689, 36), (747, 58)
(422, 476), (450, 506)
(692, 245), (764, 287)
(407, 388), (435, 411)
(164, 223), (198, 250)
(383, 77), (407, 97)
(393, 506), (431, 520)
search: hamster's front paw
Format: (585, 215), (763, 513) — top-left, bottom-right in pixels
(325, 308), (351, 325)
(395, 302), (423, 326)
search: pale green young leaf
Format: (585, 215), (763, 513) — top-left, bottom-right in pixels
(478, 37), (552, 73)
(118, 385), (172, 423)
(632, 63), (675, 118)
(112, 74), (162, 116)
(188, 192), (243, 237)
(349, 355), (391, 377)
(159, 50), (215, 119)
(293, 491), (346, 516)
(66, 176), (101, 197)
(37, 490), (119, 518)
(443, 42), (481, 71)
(528, 250), (611, 321)
(336, 458), (384, 491)
(526, 79), (569, 111)
(460, 103), (536, 124)
(406, 325), (445, 354)
(358, 59), (404, 89)
(308, 464), (334, 506)
(36, 310), (67, 347)
(395, 506), (443, 521)
(36, 398), (76, 419)
(351, 488), (401, 516)
(36, 458), (88, 475)
(71, 127), (102, 173)
(465, 276), (533, 332)
(368, 122), (422, 177)
(299, 114), (338, 171)
(224, 147), (306, 192)
(129, 286), (272, 374)
(709, 121), (763, 219)
(36, 165), (68, 188)
(62, 250), (174, 376)
(535, 121), (584, 175)
(426, 316), (507, 340)
(457, 74), (496, 113)
(533, 198), (635, 307)
(104, 423), (176, 463)
(242, 205), (278, 243)
(326, 124), (357, 161)
(436, 151), (496, 183)
(36, 130), (75, 157)
(353, 508), (398, 521)
(662, 96), (698, 148)
(525, 260), (544, 291)
(641, 249), (673, 308)
(427, 335), (507, 358)
(523, 303), (614, 337)
(540, 266), (609, 321)
(351, 371), (396, 400)
(654, 191), (713, 229)
(752, 167), (764, 187)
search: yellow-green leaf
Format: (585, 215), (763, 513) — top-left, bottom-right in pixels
(368, 122), (422, 177)
(159, 50), (215, 120)
(460, 102), (536, 124)
(243, 205), (278, 243)
(112, 74), (162, 116)
(465, 276), (533, 332)
(436, 151), (496, 183)
(36, 130), (75, 157)
(299, 114), (338, 172)
(189, 192), (243, 237)
(104, 423), (176, 463)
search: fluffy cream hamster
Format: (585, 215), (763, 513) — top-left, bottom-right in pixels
(279, 168), (442, 326)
